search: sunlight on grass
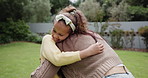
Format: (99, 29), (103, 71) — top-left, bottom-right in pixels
(0, 42), (147, 78)
(0, 42), (40, 78)
(116, 50), (148, 78)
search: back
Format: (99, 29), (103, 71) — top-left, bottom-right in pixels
(57, 33), (122, 78)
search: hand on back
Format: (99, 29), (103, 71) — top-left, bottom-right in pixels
(87, 42), (104, 55)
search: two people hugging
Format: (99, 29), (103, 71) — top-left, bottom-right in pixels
(34, 5), (135, 78)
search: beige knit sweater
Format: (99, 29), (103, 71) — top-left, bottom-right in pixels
(57, 33), (123, 78)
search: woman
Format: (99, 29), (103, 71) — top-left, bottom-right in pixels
(54, 5), (135, 78)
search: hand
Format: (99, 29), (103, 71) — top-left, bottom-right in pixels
(95, 42), (104, 53)
(79, 42), (104, 59)
(87, 42), (104, 55)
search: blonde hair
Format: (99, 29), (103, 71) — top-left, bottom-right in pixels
(59, 5), (88, 34)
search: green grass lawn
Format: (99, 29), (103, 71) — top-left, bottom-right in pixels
(116, 50), (148, 78)
(0, 42), (40, 78)
(0, 42), (148, 78)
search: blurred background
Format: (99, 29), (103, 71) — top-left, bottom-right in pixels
(0, 0), (148, 78)
(0, 0), (148, 49)
(1, 0), (148, 49)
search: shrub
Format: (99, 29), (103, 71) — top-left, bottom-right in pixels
(123, 29), (135, 48)
(0, 34), (12, 44)
(99, 22), (109, 36)
(138, 26), (148, 49)
(109, 29), (124, 48)
(0, 19), (31, 44)
(128, 6), (148, 21)
(0, 18), (42, 44)
(8, 19), (31, 41)
(25, 33), (42, 44)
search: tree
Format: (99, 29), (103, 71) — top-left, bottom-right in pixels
(0, 0), (26, 22)
(126, 0), (148, 8)
(79, 0), (104, 22)
(128, 6), (148, 21)
(23, 0), (52, 22)
(50, 0), (70, 15)
(126, 0), (148, 21)
(107, 0), (131, 21)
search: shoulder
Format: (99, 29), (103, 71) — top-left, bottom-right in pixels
(42, 34), (53, 42)
(70, 34), (96, 50)
(43, 34), (52, 39)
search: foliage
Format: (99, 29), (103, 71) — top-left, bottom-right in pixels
(79, 0), (104, 22)
(50, 0), (70, 15)
(107, 0), (131, 21)
(0, 34), (12, 44)
(96, 0), (148, 21)
(0, 0), (148, 22)
(109, 29), (124, 48)
(23, 0), (52, 22)
(25, 33), (42, 44)
(0, 19), (42, 44)
(108, 23), (124, 48)
(127, 6), (148, 21)
(126, 0), (148, 7)
(0, 0), (25, 22)
(138, 26), (148, 49)
(123, 29), (135, 48)
(0, 18), (31, 44)
(0, 0), (52, 23)
(99, 22), (109, 36)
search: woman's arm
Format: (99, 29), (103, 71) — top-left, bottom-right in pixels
(41, 35), (103, 66)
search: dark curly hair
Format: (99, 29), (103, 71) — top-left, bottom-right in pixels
(58, 5), (88, 34)
(56, 5), (102, 42)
